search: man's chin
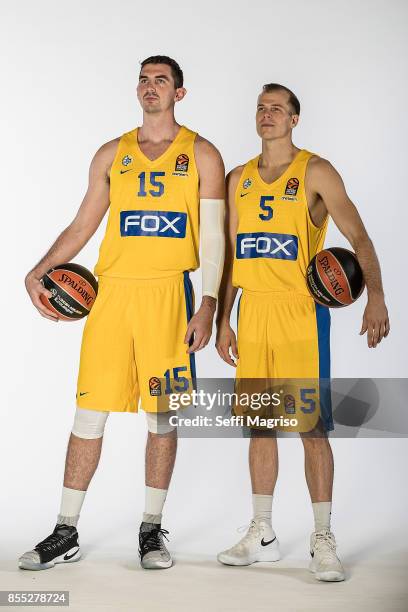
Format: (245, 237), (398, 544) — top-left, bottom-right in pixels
(143, 105), (162, 114)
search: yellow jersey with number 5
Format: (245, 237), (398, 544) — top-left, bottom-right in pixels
(232, 149), (328, 294)
(94, 125), (200, 279)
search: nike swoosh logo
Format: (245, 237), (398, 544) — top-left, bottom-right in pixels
(64, 548), (79, 560)
(120, 169), (134, 174)
(240, 192), (250, 197)
(261, 536), (276, 547)
(79, 392), (89, 397)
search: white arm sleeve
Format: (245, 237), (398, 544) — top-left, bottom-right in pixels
(199, 198), (225, 299)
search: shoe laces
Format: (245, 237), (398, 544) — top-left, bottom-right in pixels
(139, 527), (169, 557)
(232, 520), (263, 550)
(35, 526), (74, 553)
(313, 530), (337, 558)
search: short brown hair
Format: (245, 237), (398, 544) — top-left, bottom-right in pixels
(140, 55), (184, 89)
(262, 83), (300, 115)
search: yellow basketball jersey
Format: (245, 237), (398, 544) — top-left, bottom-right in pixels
(232, 149), (328, 294)
(95, 125), (200, 279)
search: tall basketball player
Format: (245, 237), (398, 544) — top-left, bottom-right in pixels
(20, 56), (225, 570)
(216, 83), (389, 581)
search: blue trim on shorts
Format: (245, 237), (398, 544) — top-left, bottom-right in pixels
(183, 271), (197, 388)
(315, 303), (334, 431)
(237, 292), (242, 327)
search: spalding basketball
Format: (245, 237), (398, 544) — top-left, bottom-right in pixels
(306, 247), (365, 308)
(40, 263), (98, 321)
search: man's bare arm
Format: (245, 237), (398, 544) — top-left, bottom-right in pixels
(215, 166), (242, 366)
(25, 138), (119, 321)
(307, 158), (389, 347)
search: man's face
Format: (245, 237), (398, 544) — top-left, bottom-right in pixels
(137, 63), (185, 113)
(256, 90), (298, 140)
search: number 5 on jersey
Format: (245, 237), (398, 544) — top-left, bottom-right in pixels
(259, 195), (274, 221)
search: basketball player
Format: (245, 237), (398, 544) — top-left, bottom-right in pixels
(20, 56), (225, 570)
(215, 83), (389, 581)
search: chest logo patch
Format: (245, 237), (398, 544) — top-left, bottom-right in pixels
(175, 154), (189, 172)
(122, 155), (133, 166)
(236, 232), (298, 260)
(285, 177), (299, 196)
(120, 210), (187, 238)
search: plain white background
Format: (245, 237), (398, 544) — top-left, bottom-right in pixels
(1, 0), (407, 607)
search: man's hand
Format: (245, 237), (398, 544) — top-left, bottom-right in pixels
(360, 294), (390, 348)
(25, 272), (59, 322)
(184, 297), (216, 353)
(216, 319), (238, 366)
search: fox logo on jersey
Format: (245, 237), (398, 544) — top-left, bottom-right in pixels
(120, 210), (187, 238)
(236, 232), (298, 260)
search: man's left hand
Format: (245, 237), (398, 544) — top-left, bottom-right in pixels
(360, 295), (390, 348)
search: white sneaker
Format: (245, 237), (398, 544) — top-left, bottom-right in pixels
(217, 520), (280, 566)
(309, 530), (345, 581)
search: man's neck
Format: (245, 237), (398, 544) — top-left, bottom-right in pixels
(139, 112), (180, 143)
(260, 137), (299, 168)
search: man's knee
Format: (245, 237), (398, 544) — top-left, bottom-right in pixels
(145, 411), (176, 435)
(71, 407), (109, 439)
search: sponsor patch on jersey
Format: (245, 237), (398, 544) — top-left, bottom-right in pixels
(149, 377), (162, 396)
(122, 155), (133, 166)
(284, 394), (296, 414)
(243, 178), (252, 189)
(281, 196), (298, 202)
(175, 153), (189, 172)
(236, 232), (298, 260)
(120, 210), (187, 238)
(285, 177), (299, 195)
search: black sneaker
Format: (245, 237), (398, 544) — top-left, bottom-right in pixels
(138, 522), (172, 569)
(18, 524), (81, 570)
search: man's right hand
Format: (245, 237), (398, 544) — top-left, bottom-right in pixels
(25, 272), (59, 322)
(216, 320), (238, 366)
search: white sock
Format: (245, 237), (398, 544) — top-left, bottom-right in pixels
(252, 493), (273, 526)
(143, 486), (168, 524)
(312, 501), (332, 532)
(57, 486), (86, 527)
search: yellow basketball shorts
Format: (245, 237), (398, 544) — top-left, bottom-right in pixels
(76, 272), (196, 413)
(235, 290), (333, 432)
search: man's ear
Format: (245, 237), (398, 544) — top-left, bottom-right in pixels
(175, 87), (187, 102)
(291, 114), (299, 128)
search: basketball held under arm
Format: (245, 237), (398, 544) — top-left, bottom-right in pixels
(308, 158), (385, 298)
(27, 139), (118, 281)
(25, 139), (118, 321)
(308, 157), (389, 347)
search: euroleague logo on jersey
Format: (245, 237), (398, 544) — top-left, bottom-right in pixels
(285, 177), (299, 196)
(149, 377), (162, 396)
(175, 153), (189, 172)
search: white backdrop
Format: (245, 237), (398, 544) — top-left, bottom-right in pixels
(1, 0), (407, 598)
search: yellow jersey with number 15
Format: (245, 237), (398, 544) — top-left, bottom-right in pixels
(232, 149), (328, 295)
(94, 125), (200, 279)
